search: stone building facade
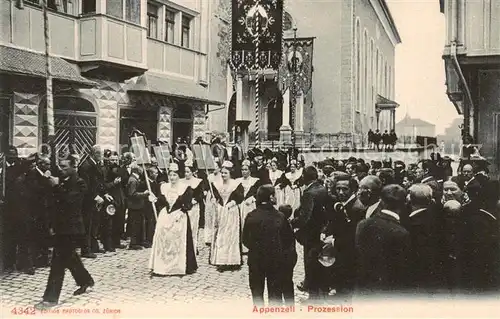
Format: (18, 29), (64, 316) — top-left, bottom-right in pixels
(207, 0), (400, 149)
(441, 0), (500, 178)
(0, 0), (227, 159)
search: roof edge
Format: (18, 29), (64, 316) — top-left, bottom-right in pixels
(380, 0), (402, 44)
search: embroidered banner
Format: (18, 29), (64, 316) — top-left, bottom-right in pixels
(231, 0), (283, 70)
(278, 37), (314, 95)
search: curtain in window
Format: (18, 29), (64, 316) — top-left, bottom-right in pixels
(107, 0), (123, 18)
(165, 10), (176, 43)
(125, 0), (141, 24)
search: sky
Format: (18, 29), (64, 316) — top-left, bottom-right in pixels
(386, 0), (459, 134)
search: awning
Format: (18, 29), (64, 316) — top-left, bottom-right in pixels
(127, 73), (226, 105)
(376, 94), (400, 110)
(0, 45), (95, 87)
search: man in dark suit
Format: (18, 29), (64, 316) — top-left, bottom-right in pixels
(358, 175), (383, 219)
(78, 145), (110, 258)
(243, 185), (295, 306)
(328, 175), (365, 299)
(278, 204), (297, 305)
(2, 146), (27, 272)
(252, 155), (271, 186)
(460, 174), (500, 292)
(406, 183), (440, 292)
(35, 155), (94, 309)
(291, 166), (330, 301)
(21, 154), (54, 272)
(103, 151), (125, 251)
(355, 184), (411, 294)
(120, 152), (135, 239)
(126, 164), (150, 250)
(275, 145), (288, 171)
(247, 142), (262, 162)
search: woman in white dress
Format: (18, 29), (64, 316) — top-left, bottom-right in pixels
(182, 161), (204, 254)
(284, 160), (304, 212)
(236, 160), (259, 254)
(204, 163), (222, 245)
(149, 163), (197, 276)
(209, 161), (244, 271)
(268, 158), (288, 207)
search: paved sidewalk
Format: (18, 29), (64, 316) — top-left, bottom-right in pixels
(1, 238), (308, 317)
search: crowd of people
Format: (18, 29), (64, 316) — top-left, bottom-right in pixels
(243, 151), (500, 305)
(1, 136), (499, 308)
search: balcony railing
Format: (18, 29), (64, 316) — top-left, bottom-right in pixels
(0, 2), (78, 60)
(0, 3), (147, 71)
(147, 38), (207, 83)
(79, 14), (147, 70)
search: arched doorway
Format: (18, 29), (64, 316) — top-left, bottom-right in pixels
(43, 96), (97, 163)
(267, 95), (283, 140)
(172, 105), (193, 144)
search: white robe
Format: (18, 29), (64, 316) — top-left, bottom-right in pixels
(285, 169), (302, 212)
(210, 179), (242, 266)
(269, 169), (286, 207)
(204, 173), (222, 244)
(149, 182), (192, 275)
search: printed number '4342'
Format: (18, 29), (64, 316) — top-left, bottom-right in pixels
(11, 307), (36, 315)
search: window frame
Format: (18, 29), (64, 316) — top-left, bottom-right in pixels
(105, 0), (141, 24)
(147, 2), (159, 39)
(165, 9), (176, 44)
(181, 14), (193, 48)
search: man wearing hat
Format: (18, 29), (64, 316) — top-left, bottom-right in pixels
(247, 142), (262, 162)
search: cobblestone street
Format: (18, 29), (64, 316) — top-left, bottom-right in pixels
(1, 235), (309, 318)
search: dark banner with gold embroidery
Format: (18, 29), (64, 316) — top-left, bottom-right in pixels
(278, 37), (314, 95)
(231, 0), (283, 70)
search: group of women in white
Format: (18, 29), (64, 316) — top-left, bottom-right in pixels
(148, 158), (304, 276)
